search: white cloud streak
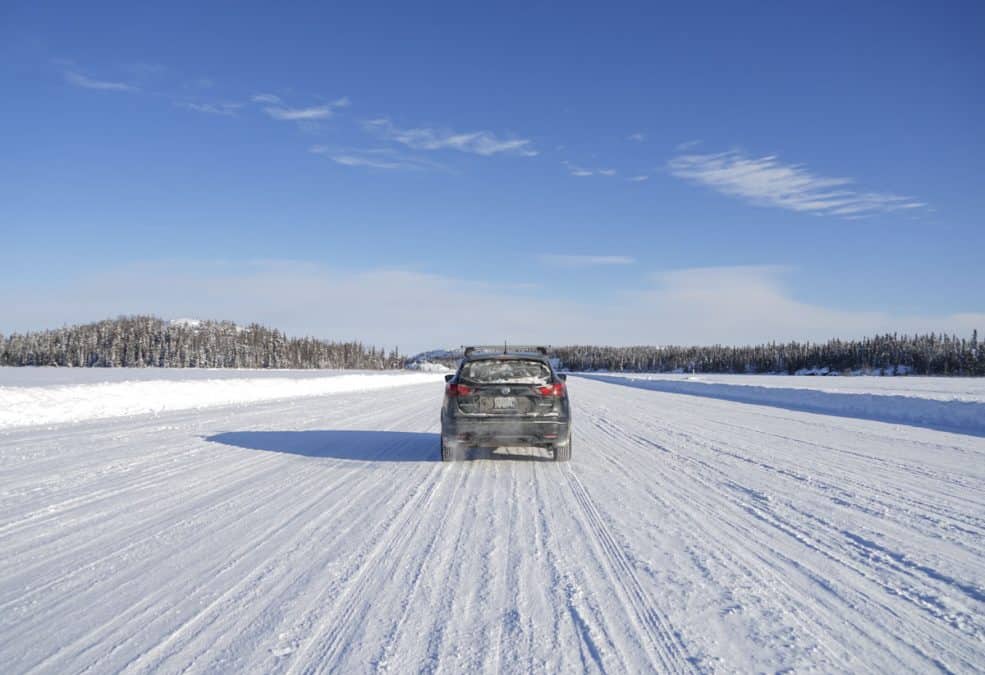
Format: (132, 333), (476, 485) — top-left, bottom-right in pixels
(329, 155), (403, 169)
(668, 150), (926, 217)
(627, 132), (646, 142)
(562, 161), (616, 177)
(260, 96), (349, 121)
(309, 146), (440, 171)
(178, 101), (242, 116)
(64, 71), (136, 92)
(263, 105), (334, 121)
(364, 118), (537, 157)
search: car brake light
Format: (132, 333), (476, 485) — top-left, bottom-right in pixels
(536, 382), (566, 397)
(446, 382), (473, 396)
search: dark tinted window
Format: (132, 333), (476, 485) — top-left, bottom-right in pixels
(460, 359), (551, 384)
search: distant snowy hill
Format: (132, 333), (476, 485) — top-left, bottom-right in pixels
(1, 316), (403, 370)
(405, 347), (463, 370)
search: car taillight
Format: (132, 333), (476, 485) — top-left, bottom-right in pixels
(446, 382), (473, 397)
(537, 382), (566, 397)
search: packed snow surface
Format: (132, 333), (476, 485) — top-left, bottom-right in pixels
(1, 374), (983, 673)
(0, 369), (443, 429)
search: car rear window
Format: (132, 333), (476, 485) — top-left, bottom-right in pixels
(459, 359), (552, 385)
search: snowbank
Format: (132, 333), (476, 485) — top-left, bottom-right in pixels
(405, 361), (453, 373)
(580, 374), (985, 436)
(0, 371), (444, 430)
(569, 372), (985, 402)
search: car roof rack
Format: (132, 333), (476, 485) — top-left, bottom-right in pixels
(463, 344), (550, 357)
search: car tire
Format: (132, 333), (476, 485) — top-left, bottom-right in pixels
(441, 436), (463, 462)
(553, 435), (572, 462)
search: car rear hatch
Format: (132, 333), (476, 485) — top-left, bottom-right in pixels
(457, 383), (559, 416)
(453, 358), (561, 417)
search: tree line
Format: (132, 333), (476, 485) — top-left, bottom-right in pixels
(409, 332), (984, 376)
(551, 332), (983, 376)
(0, 316), (403, 369)
(3, 318), (981, 375)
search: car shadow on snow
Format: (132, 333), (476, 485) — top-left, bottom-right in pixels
(205, 430), (438, 462)
(204, 430), (556, 463)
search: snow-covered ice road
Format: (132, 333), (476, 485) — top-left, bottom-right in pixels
(1, 377), (983, 673)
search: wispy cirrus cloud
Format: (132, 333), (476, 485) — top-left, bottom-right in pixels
(565, 163), (594, 177)
(309, 146), (440, 171)
(64, 71), (137, 92)
(627, 132), (646, 142)
(263, 105), (332, 121)
(363, 118), (537, 157)
(540, 254), (636, 267)
(562, 161), (616, 177)
(178, 101), (242, 116)
(264, 105), (332, 122)
(629, 175), (649, 182)
(261, 96), (349, 121)
(328, 154), (403, 169)
(668, 150), (926, 217)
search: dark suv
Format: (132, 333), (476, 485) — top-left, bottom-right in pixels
(440, 347), (572, 461)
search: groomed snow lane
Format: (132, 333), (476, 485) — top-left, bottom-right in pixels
(1, 377), (982, 673)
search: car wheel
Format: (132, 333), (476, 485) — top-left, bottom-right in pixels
(553, 434), (572, 462)
(441, 436), (463, 462)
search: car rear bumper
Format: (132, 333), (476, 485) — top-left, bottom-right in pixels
(442, 415), (570, 447)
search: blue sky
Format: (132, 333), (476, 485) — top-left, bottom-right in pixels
(2, 1), (983, 351)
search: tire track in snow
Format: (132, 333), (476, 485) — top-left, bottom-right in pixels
(655, 413), (985, 541)
(623, 418), (983, 667)
(578, 384), (974, 672)
(118, 408), (441, 674)
(30, 461), (353, 674)
(142, 411), (441, 673)
(0, 450), (287, 612)
(408, 463), (491, 673)
(537, 467), (621, 674)
(580, 398), (856, 671)
(13, 399), (441, 673)
(2, 388), (439, 600)
(488, 464), (520, 674)
(369, 464), (470, 672)
(283, 463), (445, 674)
(562, 465), (695, 674)
(587, 412), (895, 669)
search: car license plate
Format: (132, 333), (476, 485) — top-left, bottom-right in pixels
(493, 396), (517, 409)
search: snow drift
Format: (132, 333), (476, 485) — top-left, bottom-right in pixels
(580, 374), (985, 436)
(0, 371), (444, 430)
